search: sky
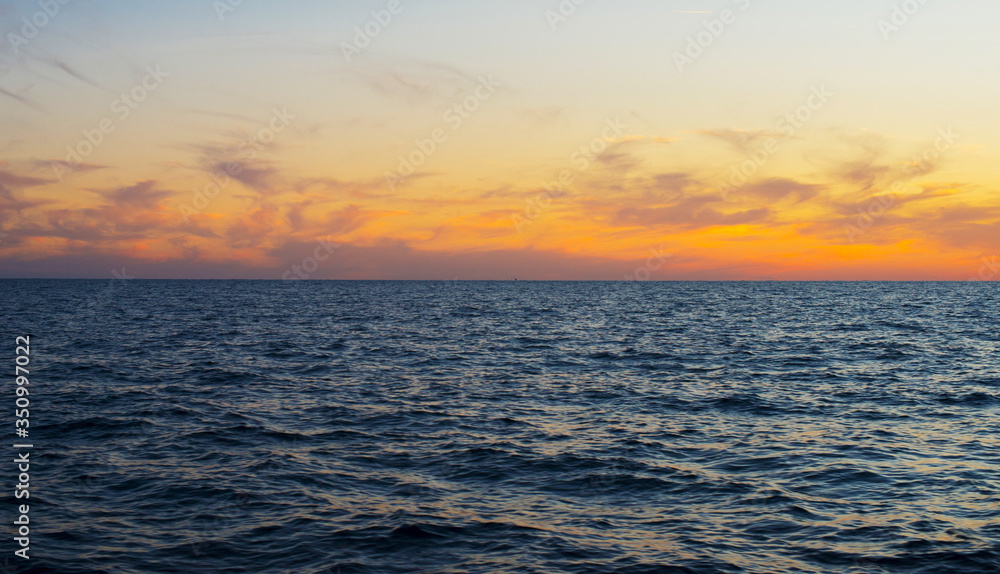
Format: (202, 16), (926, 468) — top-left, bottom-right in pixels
(0, 0), (998, 280)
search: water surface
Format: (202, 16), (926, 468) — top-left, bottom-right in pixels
(3, 280), (998, 573)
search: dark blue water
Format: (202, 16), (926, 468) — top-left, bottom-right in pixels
(2, 280), (999, 573)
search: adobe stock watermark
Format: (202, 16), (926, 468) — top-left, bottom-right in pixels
(180, 106), (295, 223)
(717, 84), (832, 201)
(87, 267), (136, 312)
(281, 236), (341, 280)
(383, 74), (501, 191)
(341, 0), (406, 63)
(844, 127), (959, 243)
(624, 246), (672, 281)
(67, 266), (137, 334)
(213, 0), (246, 21)
(578, 463), (622, 496)
(188, 492), (257, 558)
(967, 255), (998, 282)
(6, 0), (72, 54)
(673, 0), (751, 73)
(50, 65), (169, 181)
(545, 0), (588, 31)
(511, 117), (626, 233)
(878, 0), (931, 41)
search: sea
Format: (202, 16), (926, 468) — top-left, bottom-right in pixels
(2, 280), (999, 573)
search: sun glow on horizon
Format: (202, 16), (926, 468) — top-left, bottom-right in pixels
(0, 0), (997, 280)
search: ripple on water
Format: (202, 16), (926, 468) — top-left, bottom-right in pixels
(3, 280), (998, 574)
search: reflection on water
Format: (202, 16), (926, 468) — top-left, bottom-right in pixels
(3, 280), (999, 573)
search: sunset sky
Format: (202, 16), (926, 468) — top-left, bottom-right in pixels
(0, 0), (997, 279)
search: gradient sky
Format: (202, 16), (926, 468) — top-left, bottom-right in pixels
(0, 0), (998, 279)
